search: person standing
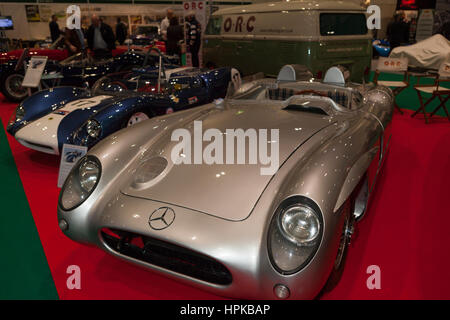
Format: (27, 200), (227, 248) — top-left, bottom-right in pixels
(64, 27), (84, 56)
(166, 17), (183, 56)
(387, 13), (409, 49)
(161, 9), (174, 41)
(185, 11), (201, 67)
(86, 14), (116, 59)
(49, 15), (61, 43)
(115, 17), (128, 45)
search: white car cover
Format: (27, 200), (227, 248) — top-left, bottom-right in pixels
(389, 34), (450, 70)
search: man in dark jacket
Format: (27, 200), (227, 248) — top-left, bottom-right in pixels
(185, 11), (201, 67)
(49, 15), (61, 43)
(115, 17), (128, 45)
(167, 17), (183, 56)
(86, 14), (116, 59)
(387, 13), (409, 49)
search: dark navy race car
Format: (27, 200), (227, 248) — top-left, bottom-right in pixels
(0, 47), (179, 102)
(7, 65), (237, 155)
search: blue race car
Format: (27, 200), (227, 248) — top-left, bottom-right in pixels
(7, 64), (237, 155)
(372, 39), (391, 57)
(0, 47), (180, 102)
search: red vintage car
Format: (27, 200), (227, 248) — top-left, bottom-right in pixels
(0, 42), (166, 64)
(0, 48), (68, 64)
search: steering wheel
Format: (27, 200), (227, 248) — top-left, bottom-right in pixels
(294, 90), (328, 97)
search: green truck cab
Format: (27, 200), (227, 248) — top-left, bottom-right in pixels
(204, 0), (372, 82)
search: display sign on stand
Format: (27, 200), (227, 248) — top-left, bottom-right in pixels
(22, 56), (48, 89)
(58, 144), (88, 188)
(183, 1), (206, 67)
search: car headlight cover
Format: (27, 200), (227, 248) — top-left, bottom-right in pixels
(86, 119), (101, 138)
(9, 105), (25, 126)
(79, 159), (100, 192)
(279, 205), (320, 245)
(268, 197), (323, 274)
(59, 156), (101, 210)
(15, 105), (25, 121)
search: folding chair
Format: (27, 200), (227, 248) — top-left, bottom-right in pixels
(373, 57), (409, 114)
(412, 62), (450, 123)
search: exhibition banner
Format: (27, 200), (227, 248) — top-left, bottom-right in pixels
(183, 1), (206, 67)
(25, 5), (41, 22)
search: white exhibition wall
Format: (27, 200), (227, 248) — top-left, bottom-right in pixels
(0, 1), (400, 41)
(0, 3), (185, 40)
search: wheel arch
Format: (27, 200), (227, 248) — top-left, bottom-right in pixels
(333, 146), (378, 214)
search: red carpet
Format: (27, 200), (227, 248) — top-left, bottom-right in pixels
(1, 94), (449, 299)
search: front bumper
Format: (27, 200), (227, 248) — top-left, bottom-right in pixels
(14, 123), (60, 155)
(57, 191), (335, 300)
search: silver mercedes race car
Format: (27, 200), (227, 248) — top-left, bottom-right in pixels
(57, 65), (393, 299)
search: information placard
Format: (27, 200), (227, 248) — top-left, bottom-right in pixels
(22, 56), (48, 88)
(58, 144), (88, 188)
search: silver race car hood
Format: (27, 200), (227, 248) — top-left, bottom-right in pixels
(122, 102), (334, 221)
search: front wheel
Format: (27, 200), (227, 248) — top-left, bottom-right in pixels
(1, 73), (28, 102)
(125, 112), (150, 127)
(322, 198), (355, 292)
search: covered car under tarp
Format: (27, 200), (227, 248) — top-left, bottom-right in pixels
(389, 34), (450, 70)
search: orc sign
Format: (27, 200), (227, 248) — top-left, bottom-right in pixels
(224, 16), (256, 33)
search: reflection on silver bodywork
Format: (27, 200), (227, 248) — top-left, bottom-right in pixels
(57, 65), (394, 299)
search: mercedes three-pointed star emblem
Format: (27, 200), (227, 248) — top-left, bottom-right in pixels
(148, 207), (175, 230)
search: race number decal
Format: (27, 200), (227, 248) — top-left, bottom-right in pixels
(231, 68), (242, 91)
(188, 96), (198, 104)
(64, 95), (111, 112)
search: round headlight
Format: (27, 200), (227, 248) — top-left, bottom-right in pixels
(279, 205), (320, 245)
(15, 105), (25, 122)
(79, 159), (100, 192)
(86, 119), (101, 138)
(268, 197), (323, 274)
(59, 156), (101, 210)
(9, 105), (25, 126)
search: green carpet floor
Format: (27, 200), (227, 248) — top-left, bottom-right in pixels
(0, 122), (58, 300)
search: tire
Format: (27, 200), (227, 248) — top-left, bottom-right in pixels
(322, 198), (355, 293)
(122, 111), (153, 128)
(1, 72), (28, 102)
